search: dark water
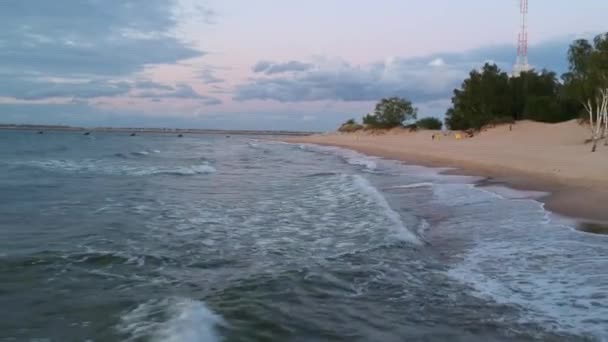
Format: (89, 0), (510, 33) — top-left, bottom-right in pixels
(1, 131), (607, 342)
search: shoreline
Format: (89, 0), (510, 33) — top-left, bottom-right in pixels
(282, 124), (608, 225)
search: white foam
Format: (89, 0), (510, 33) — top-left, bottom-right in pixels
(477, 185), (548, 200)
(297, 143), (379, 171)
(118, 298), (224, 342)
(387, 182), (435, 190)
(15, 160), (216, 177)
(448, 243), (608, 339)
(352, 175), (421, 245)
(171, 164), (217, 176)
(442, 200), (608, 340)
(346, 156), (377, 171)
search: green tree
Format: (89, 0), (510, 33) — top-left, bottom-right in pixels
(445, 64), (510, 130)
(522, 96), (564, 122)
(562, 33), (608, 151)
(363, 97), (417, 128)
(509, 69), (572, 122)
(446, 63), (574, 130)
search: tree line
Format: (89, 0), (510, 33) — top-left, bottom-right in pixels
(342, 33), (608, 151)
(339, 97), (442, 132)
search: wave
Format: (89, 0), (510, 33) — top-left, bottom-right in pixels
(476, 185), (549, 201)
(157, 164), (217, 176)
(118, 298), (224, 342)
(0, 250), (171, 270)
(387, 182), (435, 190)
(303, 172), (340, 178)
(12, 159), (216, 177)
(352, 175), (421, 245)
(113, 150), (160, 159)
(294, 143), (379, 171)
(17, 145), (70, 155)
(345, 156), (377, 171)
(113, 153), (129, 159)
(130, 151), (150, 157)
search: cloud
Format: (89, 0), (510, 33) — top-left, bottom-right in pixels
(171, 84), (207, 99)
(0, 78), (131, 100)
(0, 0), (205, 106)
(235, 36), (578, 104)
(135, 80), (174, 91)
(0, 2), (203, 76)
(236, 58), (465, 103)
(199, 69), (225, 84)
(202, 97), (223, 105)
(136, 83), (222, 105)
(0, 0), (203, 77)
(429, 58), (446, 67)
(252, 60), (315, 75)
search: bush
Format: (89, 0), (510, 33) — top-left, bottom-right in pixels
(416, 117), (443, 130)
(338, 119), (363, 132)
(488, 116), (515, 126)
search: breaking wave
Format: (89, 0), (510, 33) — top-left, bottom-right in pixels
(11, 159), (216, 176)
(118, 298), (224, 342)
(352, 175), (421, 245)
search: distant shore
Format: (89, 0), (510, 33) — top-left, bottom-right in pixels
(284, 120), (608, 224)
(0, 124), (316, 136)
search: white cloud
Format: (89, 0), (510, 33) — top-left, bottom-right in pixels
(428, 58), (446, 67)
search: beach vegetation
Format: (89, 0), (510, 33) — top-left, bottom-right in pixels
(362, 97), (418, 129)
(562, 33), (608, 151)
(445, 64), (511, 130)
(416, 117), (443, 130)
(338, 118), (363, 132)
(487, 116), (515, 126)
(445, 64), (577, 131)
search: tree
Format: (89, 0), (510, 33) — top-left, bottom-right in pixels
(416, 117), (443, 130)
(445, 64), (511, 130)
(446, 63), (574, 130)
(510, 69), (574, 122)
(522, 96), (564, 122)
(363, 97), (417, 128)
(563, 33), (608, 151)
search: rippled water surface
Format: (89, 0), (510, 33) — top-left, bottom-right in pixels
(1, 130), (607, 341)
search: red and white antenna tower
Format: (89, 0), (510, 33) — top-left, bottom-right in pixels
(513, 0), (530, 76)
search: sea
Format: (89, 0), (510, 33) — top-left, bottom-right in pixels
(0, 130), (607, 342)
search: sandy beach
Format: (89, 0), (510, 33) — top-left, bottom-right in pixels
(285, 120), (608, 223)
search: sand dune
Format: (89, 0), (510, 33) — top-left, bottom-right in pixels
(286, 120), (608, 221)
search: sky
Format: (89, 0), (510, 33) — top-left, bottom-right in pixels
(1, 0), (607, 131)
